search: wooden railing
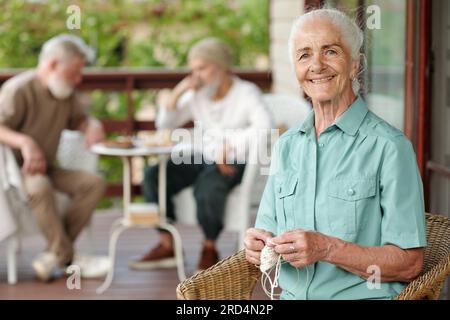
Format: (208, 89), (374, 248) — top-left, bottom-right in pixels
(0, 68), (272, 196)
(0, 68), (272, 133)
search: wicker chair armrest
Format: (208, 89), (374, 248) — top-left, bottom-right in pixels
(395, 255), (450, 300)
(177, 213), (450, 300)
(177, 250), (261, 300)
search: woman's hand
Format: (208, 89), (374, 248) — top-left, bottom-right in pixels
(244, 228), (274, 266)
(272, 229), (424, 282)
(271, 229), (331, 268)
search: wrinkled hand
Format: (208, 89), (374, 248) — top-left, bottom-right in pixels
(84, 119), (105, 147)
(271, 229), (331, 268)
(20, 136), (46, 175)
(244, 228), (274, 266)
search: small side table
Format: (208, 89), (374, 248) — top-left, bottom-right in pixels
(91, 144), (186, 294)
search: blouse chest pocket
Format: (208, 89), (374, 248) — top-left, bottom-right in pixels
(326, 178), (376, 238)
(275, 174), (299, 233)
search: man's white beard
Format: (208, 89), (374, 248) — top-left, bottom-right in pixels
(47, 73), (74, 100)
(199, 76), (221, 99)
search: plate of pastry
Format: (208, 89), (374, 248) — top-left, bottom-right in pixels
(102, 136), (135, 149)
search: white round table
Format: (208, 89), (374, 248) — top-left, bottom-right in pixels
(91, 143), (186, 294)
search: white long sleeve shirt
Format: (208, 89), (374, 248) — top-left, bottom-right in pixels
(156, 76), (273, 163)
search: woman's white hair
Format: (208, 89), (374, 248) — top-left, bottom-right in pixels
(38, 34), (95, 65)
(288, 8), (364, 94)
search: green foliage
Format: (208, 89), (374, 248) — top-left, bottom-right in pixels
(0, 0), (269, 208)
(0, 0), (269, 68)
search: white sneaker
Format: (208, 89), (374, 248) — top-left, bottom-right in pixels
(68, 254), (111, 279)
(32, 252), (59, 282)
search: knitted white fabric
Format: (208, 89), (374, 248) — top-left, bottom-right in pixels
(259, 245), (282, 300)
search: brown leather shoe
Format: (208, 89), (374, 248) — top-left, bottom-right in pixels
(197, 246), (219, 271)
(129, 243), (176, 270)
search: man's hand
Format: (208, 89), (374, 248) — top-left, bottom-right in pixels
(271, 229), (331, 268)
(165, 76), (200, 112)
(175, 75), (201, 93)
(216, 143), (236, 177)
(244, 228), (274, 266)
(216, 163), (237, 177)
(20, 136), (47, 175)
(83, 118), (105, 147)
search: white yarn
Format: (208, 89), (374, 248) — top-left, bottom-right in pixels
(259, 245), (282, 300)
(260, 245), (279, 272)
(259, 244), (308, 300)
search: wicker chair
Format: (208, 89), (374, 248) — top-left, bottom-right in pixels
(176, 213), (450, 300)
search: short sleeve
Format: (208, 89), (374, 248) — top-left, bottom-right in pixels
(0, 85), (26, 130)
(67, 93), (88, 130)
(379, 136), (427, 249)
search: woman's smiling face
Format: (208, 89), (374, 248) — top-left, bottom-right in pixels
(293, 17), (359, 103)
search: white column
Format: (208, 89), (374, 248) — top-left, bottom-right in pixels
(270, 0), (305, 96)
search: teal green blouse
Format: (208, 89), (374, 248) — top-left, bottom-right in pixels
(255, 96), (427, 300)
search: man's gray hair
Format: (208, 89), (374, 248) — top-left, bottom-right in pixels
(188, 37), (234, 70)
(38, 34), (95, 65)
(288, 8), (364, 94)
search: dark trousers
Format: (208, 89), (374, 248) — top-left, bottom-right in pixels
(142, 155), (246, 241)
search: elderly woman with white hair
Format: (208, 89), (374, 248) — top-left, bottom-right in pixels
(245, 8), (426, 299)
(130, 38), (273, 272)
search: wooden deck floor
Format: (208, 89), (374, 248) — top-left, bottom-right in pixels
(0, 209), (268, 300)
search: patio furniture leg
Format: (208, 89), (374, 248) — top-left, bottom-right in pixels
(17, 237), (22, 254)
(159, 223), (186, 281)
(7, 236), (18, 284)
(85, 222), (95, 255)
(158, 154), (168, 222)
(109, 217), (125, 236)
(237, 228), (246, 251)
(96, 223), (129, 294)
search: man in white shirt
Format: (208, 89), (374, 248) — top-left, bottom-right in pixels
(129, 38), (273, 271)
